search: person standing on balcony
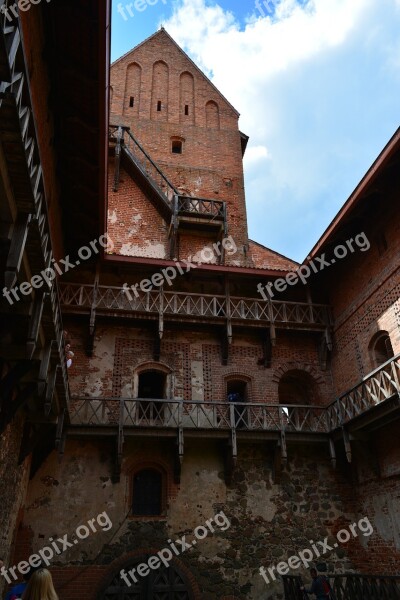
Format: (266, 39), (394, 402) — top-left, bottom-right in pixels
(301, 568), (334, 599)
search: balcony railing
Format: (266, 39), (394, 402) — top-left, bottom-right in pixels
(69, 398), (330, 432)
(60, 283), (332, 329)
(326, 353), (400, 429)
(175, 195), (226, 220)
(68, 355), (400, 433)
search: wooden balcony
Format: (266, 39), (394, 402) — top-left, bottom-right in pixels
(65, 355), (400, 481)
(0, 9), (69, 436)
(59, 283), (332, 332)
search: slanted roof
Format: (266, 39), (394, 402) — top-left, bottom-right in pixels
(111, 27), (240, 118)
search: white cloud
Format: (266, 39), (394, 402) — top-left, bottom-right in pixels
(162, 0), (400, 260)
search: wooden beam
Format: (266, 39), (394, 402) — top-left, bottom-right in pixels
(44, 368), (58, 417)
(26, 291), (45, 359)
(37, 342), (53, 396)
(113, 126), (123, 192)
(4, 213), (32, 289)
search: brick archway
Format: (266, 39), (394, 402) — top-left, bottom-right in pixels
(272, 362), (324, 385)
(96, 550), (200, 600)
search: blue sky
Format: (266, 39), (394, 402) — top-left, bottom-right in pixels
(111, 0), (400, 262)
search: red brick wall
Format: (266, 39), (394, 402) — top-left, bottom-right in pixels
(65, 321), (332, 405)
(109, 29), (250, 264)
(325, 186), (400, 395)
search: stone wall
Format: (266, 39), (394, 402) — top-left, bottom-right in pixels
(0, 417), (30, 597)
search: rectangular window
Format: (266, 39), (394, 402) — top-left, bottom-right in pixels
(157, 100), (162, 112)
(185, 104), (189, 116)
(172, 140), (183, 154)
(129, 96), (134, 107)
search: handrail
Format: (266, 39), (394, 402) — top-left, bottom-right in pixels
(123, 128), (178, 195)
(59, 283), (331, 327)
(68, 355), (400, 432)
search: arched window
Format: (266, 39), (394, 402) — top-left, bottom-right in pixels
(206, 100), (220, 129)
(278, 370), (318, 405)
(278, 370), (319, 430)
(135, 367), (170, 424)
(369, 332), (394, 368)
(132, 468), (164, 516)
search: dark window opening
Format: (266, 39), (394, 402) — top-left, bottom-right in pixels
(372, 333), (394, 367)
(157, 100), (162, 111)
(129, 96), (134, 107)
(132, 469), (162, 516)
(138, 371), (166, 398)
(172, 140), (183, 154)
(184, 104), (189, 115)
(227, 380), (248, 428)
(137, 370), (167, 422)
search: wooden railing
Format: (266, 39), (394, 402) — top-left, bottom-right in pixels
(176, 195), (225, 220)
(283, 574), (400, 600)
(68, 355), (400, 432)
(109, 126), (227, 222)
(59, 283), (332, 329)
(326, 353), (400, 429)
(69, 398), (329, 431)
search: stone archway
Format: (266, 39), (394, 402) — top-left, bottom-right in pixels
(102, 558), (195, 600)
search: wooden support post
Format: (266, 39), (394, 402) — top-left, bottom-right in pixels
(55, 409), (65, 449)
(4, 213), (32, 289)
(174, 402), (184, 483)
(113, 126), (123, 192)
(37, 342), (53, 396)
(225, 277), (232, 345)
(279, 406), (288, 465)
(342, 427), (352, 463)
(159, 286), (164, 340)
(113, 398), (124, 483)
(26, 291), (45, 359)
(169, 196), (179, 259)
(329, 437), (337, 468)
(273, 440), (282, 484)
(44, 367), (58, 416)
(87, 266), (99, 356)
(267, 299), (276, 346)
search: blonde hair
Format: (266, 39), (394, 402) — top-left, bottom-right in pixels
(22, 569), (58, 600)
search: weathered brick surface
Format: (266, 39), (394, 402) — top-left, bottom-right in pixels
(109, 29), (250, 265)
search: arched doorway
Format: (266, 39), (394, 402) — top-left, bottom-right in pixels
(102, 560), (194, 600)
(226, 378), (250, 428)
(137, 369), (168, 424)
(369, 331), (394, 369)
(278, 370), (319, 430)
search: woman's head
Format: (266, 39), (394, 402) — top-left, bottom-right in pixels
(22, 568), (58, 600)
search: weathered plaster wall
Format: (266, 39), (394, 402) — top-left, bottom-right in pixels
(0, 417), (30, 596)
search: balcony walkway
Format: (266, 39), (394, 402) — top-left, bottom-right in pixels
(60, 283), (332, 331)
(66, 355), (400, 479)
